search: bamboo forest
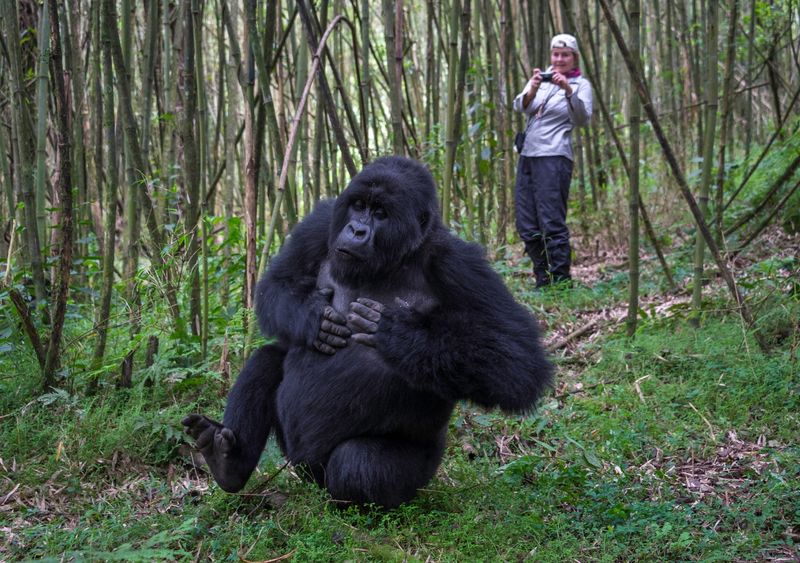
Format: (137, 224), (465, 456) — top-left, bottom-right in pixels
(0, 0), (798, 560)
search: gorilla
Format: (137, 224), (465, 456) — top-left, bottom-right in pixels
(184, 156), (552, 508)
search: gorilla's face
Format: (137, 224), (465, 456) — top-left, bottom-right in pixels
(328, 157), (440, 284)
(332, 193), (389, 263)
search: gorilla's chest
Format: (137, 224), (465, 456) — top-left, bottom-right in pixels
(316, 260), (437, 315)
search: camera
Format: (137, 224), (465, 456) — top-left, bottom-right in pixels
(539, 71), (554, 82)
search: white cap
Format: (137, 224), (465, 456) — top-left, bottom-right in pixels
(550, 33), (579, 54)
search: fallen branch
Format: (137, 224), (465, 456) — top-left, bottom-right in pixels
(546, 319), (599, 352)
(546, 315), (625, 352)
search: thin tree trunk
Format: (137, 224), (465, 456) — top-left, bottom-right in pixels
(495, 0), (512, 246)
(744, 0), (757, 160)
(119, 0), (139, 388)
(714, 0), (739, 243)
(478, 0), (496, 245)
(141, 0), (160, 162)
(63, 2), (88, 293)
(4, 0), (49, 314)
(90, 0), (104, 262)
(0, 105), (12, 220)
(295, 21), (310, 213)
(240, 3), (257, 310)
(383, 0), (404, 154)
(424, 0), (434, 141)
(690, 0), (719, 325)
(33, 2), (50, 249)
(394, 0), (406, 154)
(442, 0), (466, 225)
(192, 0), (209, 358)
(360, 0), (372, 158)
(222, 0), (239, 308)
(91, 0), (119, 377)
(627, 0), (641, 337)
(245, 0), (280, 213)
(43, 0), (74, 389)
(182, 0), (202, 339)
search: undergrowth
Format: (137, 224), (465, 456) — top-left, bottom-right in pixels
(1, 246), (798, 562)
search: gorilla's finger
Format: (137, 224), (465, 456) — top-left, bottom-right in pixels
(319, 331), (348, 348)
(313, 339), (337, 355)
(183, 414), (212, 439)
(196, 425), (217, 450)
(356, 297), (385, 312)
(321, 317), (351, 337)
(347, 314), (379, 334)
(323, 306), (348, 326)
(318, 287), (334, 299)
(216, 428), (237, 455)
(351, 332), (377, 347)
(349, 301), (382, 323)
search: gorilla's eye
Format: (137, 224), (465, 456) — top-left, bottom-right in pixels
(373, 206), (388, 220)
(352, 199), (366, 211)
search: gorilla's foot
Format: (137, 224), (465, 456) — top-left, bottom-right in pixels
(182, 413), (252, 492)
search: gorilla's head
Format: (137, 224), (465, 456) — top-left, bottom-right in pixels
(329, 156), (442, 283)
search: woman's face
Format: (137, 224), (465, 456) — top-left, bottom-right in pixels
(550, 48), (576, 73)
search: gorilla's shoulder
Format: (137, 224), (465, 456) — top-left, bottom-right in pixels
(429, 227), (487, 262)
(425, 227), (494, 281)
(269, 199), (334, 274)
(286, 199), (335, 247)
(294, 199), (335, 236)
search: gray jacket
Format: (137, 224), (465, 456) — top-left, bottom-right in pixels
(513, 72), (593, 161)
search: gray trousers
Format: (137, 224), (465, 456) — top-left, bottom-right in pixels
(514, 156), (573, 286)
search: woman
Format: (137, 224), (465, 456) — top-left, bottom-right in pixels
(513, 33), (592, 288)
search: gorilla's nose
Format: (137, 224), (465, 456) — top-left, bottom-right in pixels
(347, 222), (371, 241)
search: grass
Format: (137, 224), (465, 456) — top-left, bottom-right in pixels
(1, 249), (798, 561)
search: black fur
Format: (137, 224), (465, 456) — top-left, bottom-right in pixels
(184, 156), (553, 507)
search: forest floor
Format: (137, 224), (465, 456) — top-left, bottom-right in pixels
(1, 227), (798, 562)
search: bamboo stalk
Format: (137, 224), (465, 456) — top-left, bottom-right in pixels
(43, 0), (75, 389)
(690, 0), (719, 325)
(90, 0), (120, 376)
(627, 0), (641, 338)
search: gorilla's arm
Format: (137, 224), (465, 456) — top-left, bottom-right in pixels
(255, 200), (349, 351)
(372, 233), (553, 412)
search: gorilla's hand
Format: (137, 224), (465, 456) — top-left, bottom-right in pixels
(313, 287), (351, 355)
(348, 297), (386, 347)
(182, 413), (237, 460)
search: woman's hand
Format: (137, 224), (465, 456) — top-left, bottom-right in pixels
(551, 72), (574, 97)
(522, 68), (543, 108)
(529, 68), (543, 90)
